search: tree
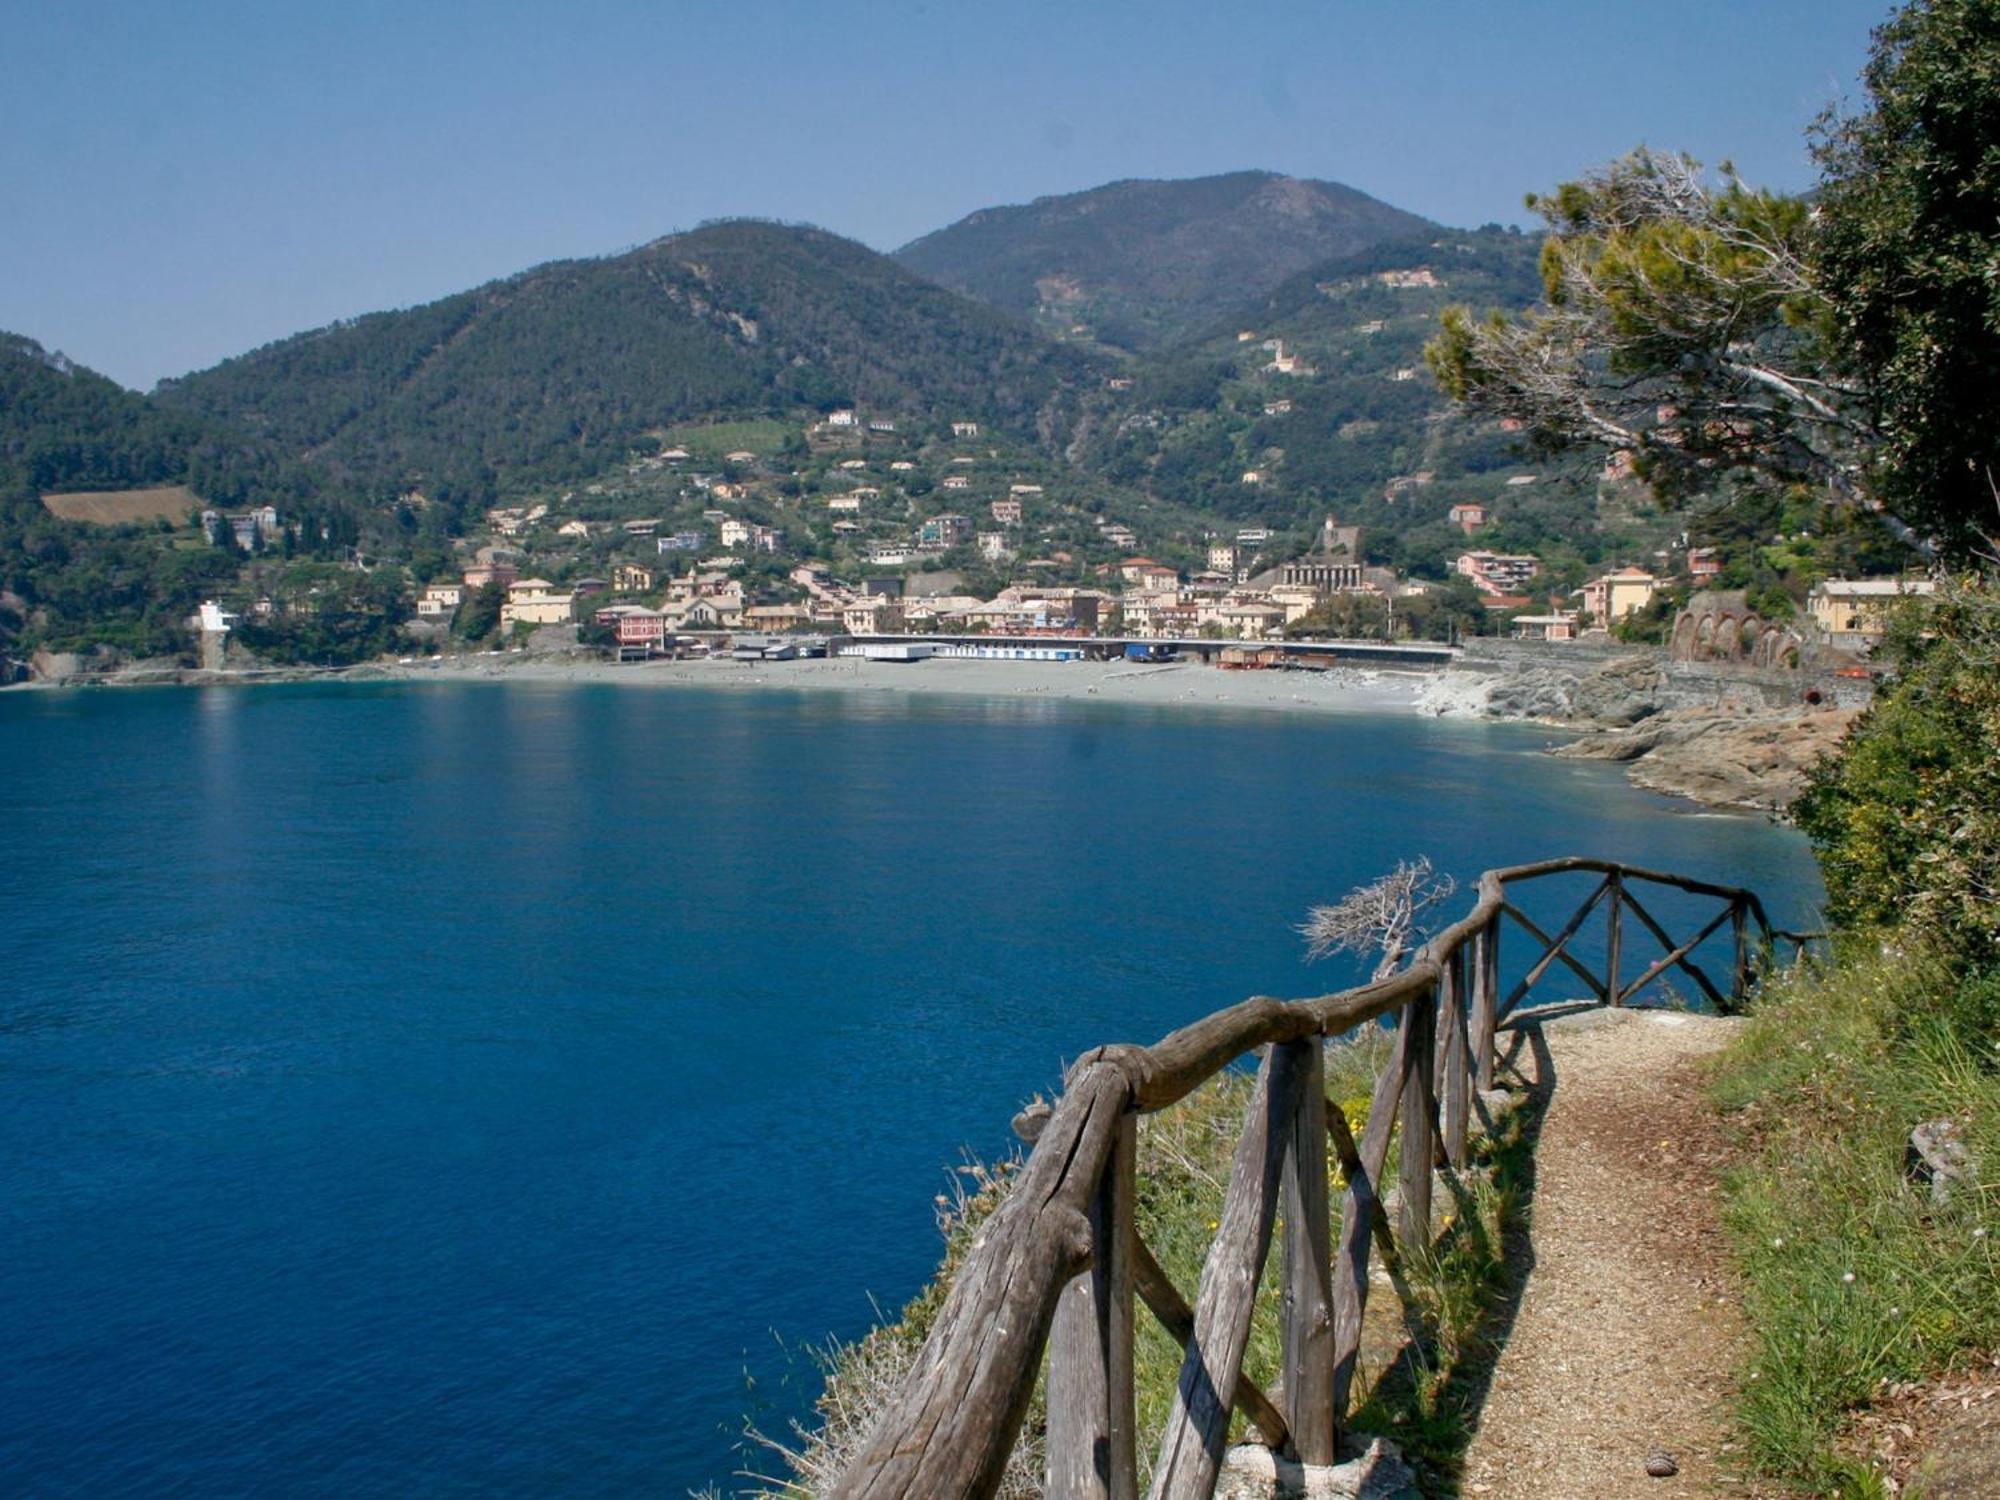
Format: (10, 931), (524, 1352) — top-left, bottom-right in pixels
(1425, 149), (1930, 549)
(1812, 0), (2000, 559)
(1300, 858), (1459, 981)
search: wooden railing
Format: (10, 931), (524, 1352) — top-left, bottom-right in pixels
(827, 857), (1814, 1500)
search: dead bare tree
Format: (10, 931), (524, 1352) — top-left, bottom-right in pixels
(1299, 857), (1459, 981)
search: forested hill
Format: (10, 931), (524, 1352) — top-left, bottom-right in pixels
(894, 171), (1437, 352)
(155, 221), (1107, 500)
(1071, 227), (1617, 579)
(0, 333), (284, 507)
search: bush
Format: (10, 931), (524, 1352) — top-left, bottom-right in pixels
(1792, 579), (2000, 967)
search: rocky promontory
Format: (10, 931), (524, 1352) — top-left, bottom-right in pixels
(1420, 640), (1869, 811)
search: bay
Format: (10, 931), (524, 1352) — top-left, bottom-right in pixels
(0, 682), (1821, 1496)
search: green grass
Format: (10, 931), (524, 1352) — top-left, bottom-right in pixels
(659, 419), (793, 457)
(1711, 938), (2000, 1493)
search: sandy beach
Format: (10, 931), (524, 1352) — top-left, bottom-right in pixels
(365, 651), (1435, 717)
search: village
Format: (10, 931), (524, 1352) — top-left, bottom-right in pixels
(191, 394), (1934, 677)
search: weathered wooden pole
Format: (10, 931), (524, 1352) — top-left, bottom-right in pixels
(1471, 916), (1498, 1092)
(1440, 947), (1471, 1168)
(1279, 1039), (1334, 1465)
(1329, 1021), (1406, 1423)
(1397, 986), (1438, 1251)
(1047, 1110), (1138, 1500)
(1605, 870), (1625, 1006)
(1148, 1043), (1308, 1500)
(1731, 896), (1750, 1005)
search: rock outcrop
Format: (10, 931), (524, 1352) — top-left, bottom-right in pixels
(1552, 706), (1858, 811)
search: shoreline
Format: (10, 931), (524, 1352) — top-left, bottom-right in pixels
(6, 649), (1827, 815)
(379, 652), (1438, 717)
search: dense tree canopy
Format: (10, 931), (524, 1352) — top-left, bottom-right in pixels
(1428, 1), (2000, 562)
(1813, 0), (2000, 557)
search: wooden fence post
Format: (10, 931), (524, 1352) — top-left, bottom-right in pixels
(1329, 1021), (1407, 1424)
(1440, 948), (1470, 1168)
(1148, 1043), (1308, 1500)
(1280, 1038), (1334, 1466)
(1605, 870), (1625, 1006)
(1397, 987), (1438, 1251)
(1047, 1109), (1138, 1500)
(1471, 917), (1498, 1092)
(1731, 896), (1750, 1004)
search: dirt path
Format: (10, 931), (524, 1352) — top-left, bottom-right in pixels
(1459, 1009), (1749, 1498)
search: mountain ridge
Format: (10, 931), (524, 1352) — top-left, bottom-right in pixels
(155, 220), (1109, 501)
(895, 169), (1438, 352)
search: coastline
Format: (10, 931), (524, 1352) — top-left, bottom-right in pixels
(5, 646), (1842, 814)
(370, 651), (1437, 716)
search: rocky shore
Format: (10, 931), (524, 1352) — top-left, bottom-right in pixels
(1419, 640), (1870, 812)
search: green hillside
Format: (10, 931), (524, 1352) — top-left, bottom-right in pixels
(156, 221), (1107, 504)
(896, 171), (1436, 353)
(1067, 228), (1674, 583)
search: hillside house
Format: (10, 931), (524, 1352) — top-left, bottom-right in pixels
(1378, 268), (1443, 289)
(951, 420), (980, 438)
(656, 531), (705, 553)
(1208, 542), (1239, 574)
(1448, 502), (1488, 535)
(977, 532), (1011, 562)
(614, 609), (670, 653)
(202, 505), (282, 551)
(719, 519), (752, 548)
(1456, 551), (1541, 596)
(919, 513), (973, 549)
(611, 563), (655, 593)
(416, 583), (464, 618)
(500, 579), (575, 628)
(942, 474), (972, 491)
(990, 500), (1023, 525)
(725, 450), (757, 463)
(1578, 568), (1661, 626)
(463, 561), (519, 590)
(1807, 577), (1936, 648)
(828, 494), (864, 513)
(826, 410), (858, 428)
(1688, 548), (1722, 582)
(1263, 400), (1293, 416)
(744, 605), (809, 633)
(676, 595), (743, 630)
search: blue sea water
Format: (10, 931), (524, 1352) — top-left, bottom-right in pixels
(0, 682), (1822, 1496)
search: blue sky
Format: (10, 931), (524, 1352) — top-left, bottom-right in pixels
(3, 0), (1890, 389)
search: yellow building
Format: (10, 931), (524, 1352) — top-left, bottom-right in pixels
(500, 578), (575, 628)
(1808, 578), (1935, 647)
(1579, 567), (1659, 626)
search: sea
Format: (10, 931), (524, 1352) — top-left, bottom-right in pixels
(0, 681), (1823, 1497)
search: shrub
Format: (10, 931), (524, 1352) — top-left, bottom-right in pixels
(1792, 579), (2000, 966)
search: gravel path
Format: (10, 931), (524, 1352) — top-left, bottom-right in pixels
(1460, 1009), (1749, 1498)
